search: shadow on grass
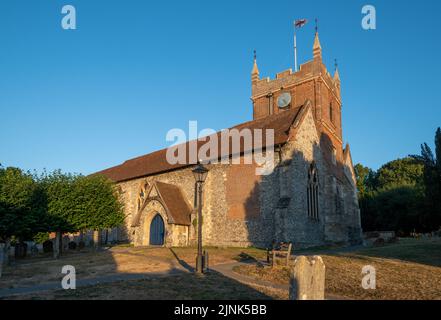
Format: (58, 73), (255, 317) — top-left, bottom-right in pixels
(295, 238), (441, 269)
(1, 247), (278, 300)
(348, 238), (441, 268)
(169, 248), (194, 272)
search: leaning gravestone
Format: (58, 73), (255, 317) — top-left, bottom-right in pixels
(289, 255), (326, 300)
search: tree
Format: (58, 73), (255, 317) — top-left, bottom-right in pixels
(0, 167), (44, 241)
(356, 158), (425, 234)
(360, 185), (423, 234)
(72, 175), (124, 231)
(37, 170), (78, 258)
(354, 164), (376, 197)
(38, 170), (78, 234)
(37, 171), (125, 254)
(73, 175), (125, 248)
(411, 127), (441, 230)
(376, 157), (424, 190)
(0, 167), (44, 265)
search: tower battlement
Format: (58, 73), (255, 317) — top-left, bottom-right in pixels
(250, 31), (343, 156)
(252, 59), (340, 100)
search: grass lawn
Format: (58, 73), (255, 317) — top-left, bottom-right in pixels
(8, 272), (286, 300)
(2, 239), (440, 300)
(233, 238), (441, 300)
(0, 245), (266, 290)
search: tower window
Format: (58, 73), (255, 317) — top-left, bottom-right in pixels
(307, 162), (319, 221)
(329, 102), (334, 123)
(267, 93), (274, 115)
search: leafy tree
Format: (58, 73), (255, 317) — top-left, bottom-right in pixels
(360, 185), (423, 234)
(354, 164), (376, 197)
(37, 170), (78, 235)
(357, 158), (425, 234)
(0, 167), (44, 242)
(0, 164), (124, 259)
(71, 174), (125, 232)
(37, 171), (124, 255)
(411, 127), (441, 230)
(376, 157), (424, 190)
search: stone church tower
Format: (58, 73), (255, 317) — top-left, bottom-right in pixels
(251, 31), (342, 160)
(97, 29), (363, 249)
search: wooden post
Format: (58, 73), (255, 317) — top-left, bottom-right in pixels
(289, 256), (326, 300)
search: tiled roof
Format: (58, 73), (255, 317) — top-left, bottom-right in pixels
(131, 181), (193, 226)
(96, 104), (305, 182)
(155, 181), (192, 225)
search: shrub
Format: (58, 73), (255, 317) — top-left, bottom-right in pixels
(42, 240), (53, 253)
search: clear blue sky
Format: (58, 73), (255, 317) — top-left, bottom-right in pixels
(1, 0), (440, 174)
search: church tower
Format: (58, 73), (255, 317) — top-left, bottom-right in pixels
(251, 30), (344, 162)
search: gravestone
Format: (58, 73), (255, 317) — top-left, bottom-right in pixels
(93, 230), (101, 250)
(30, 244), (39, 256)
(24, 241), (34, 255)
(36, 243), (43, 253)
(9, 246), (15, 264)
(289, 255), (326, 300)
(53, 232), (61, 259)
(14, 242), (27, 259)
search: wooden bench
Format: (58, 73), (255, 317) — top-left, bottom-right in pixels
(267, 241), (292, 267)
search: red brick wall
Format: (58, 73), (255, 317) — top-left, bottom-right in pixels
(226, 161), (261, 220)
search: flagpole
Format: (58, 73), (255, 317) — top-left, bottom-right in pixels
(294, 26), (298, 72)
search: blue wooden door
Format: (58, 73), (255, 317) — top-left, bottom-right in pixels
(150, 214), (165, 246)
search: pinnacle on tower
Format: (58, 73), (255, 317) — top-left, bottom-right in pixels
(334, 59), (340, 82)
(313, 32), (322, 61)
(251, 50), (260, 83)
(334, 67), (340, 82)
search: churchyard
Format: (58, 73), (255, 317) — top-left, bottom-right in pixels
(1, 238), (440, 300)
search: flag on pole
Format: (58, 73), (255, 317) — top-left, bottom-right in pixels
(295, 19), (308, 29)
(293, 19), (307, 72)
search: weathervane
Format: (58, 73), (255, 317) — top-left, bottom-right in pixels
(315, 18), (318, 33)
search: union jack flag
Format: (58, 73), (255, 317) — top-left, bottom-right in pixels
(295, 19), (308, 29)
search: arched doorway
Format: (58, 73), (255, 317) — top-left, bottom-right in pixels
(149, 214), (165, 246)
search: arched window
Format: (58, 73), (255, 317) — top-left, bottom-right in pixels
(329, 102), (334, 123)
(307, 162), (319, 220)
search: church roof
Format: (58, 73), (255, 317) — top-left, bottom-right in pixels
(95, 104), (306, 183)
(131, 181), (192, 226)
(153, 181), (192, 225)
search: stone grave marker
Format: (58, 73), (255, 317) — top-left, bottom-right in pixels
(289, 255), (326, 300)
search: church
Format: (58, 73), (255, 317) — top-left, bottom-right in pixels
(96, 30), (363, 249)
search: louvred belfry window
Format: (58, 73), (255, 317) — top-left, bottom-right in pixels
(307, 162), (319, 220)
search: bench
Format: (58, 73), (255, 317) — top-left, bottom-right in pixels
(267, 241), (292, 267)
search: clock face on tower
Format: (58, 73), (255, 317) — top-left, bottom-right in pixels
(277, 92), (292, 109)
